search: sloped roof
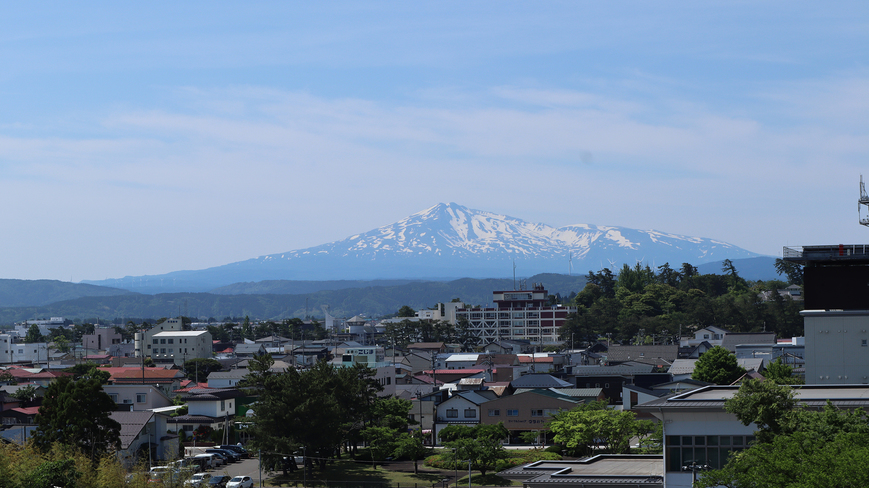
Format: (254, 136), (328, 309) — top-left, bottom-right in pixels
(208, 370), (248, 380)
(571, 364), (655, 376)
(182, 388), (243, 401)
(510, 373), (572, 389)
(721, 333), (777, 352)
(110, 410), (154, 450)
(668, 359), (698, 375)
(602, 345), (678, 365)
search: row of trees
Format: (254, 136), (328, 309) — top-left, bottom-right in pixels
(559, 261), (804, 346)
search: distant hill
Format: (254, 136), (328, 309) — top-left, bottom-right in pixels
(696, 256), (779, 281)
(83, 202), (763, 293)
(210, 279), (425, 295)
(0, 279), (136, 308)
(0, 274), (587, 325)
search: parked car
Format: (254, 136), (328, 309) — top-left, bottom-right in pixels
(195, 453), (222, 468)
(226, 476), (254, 488)
(219, 444), (250, 458)
(206, 449), (237, 463)
(185, 473), (212, 487)
(207, 475), (232, 488)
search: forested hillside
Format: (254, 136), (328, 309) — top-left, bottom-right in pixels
(0, 273), (587, 324)
(559, 260), (803, 345)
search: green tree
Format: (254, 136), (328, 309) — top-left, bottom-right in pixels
(33, 376), (121, 462)
(692, 346), (746, 385)
(397, 305), (416, 318)
(21, 458), (81, 488)
(764, 357), (804, 385)
(25, 324), (43, 344)
(393, 432), (428, 474)
(63, 363), (111, 384)
(724, 378), (798, 443)
(549, 402), (637, 456)
(774, 258), (805, 286)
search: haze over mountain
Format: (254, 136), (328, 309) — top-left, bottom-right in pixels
(83, 203), (764, 293)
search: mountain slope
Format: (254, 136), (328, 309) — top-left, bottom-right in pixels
(0, 279), (136, 308)
(84, 203), (763, 293)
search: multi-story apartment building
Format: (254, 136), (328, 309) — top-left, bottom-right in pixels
(454, 284), (574, 345)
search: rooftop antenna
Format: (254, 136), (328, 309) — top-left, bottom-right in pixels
(513, 259), (517, 290)
(859, 175), (869, 227)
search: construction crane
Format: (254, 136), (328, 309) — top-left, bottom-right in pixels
(860, 176), (869, 227)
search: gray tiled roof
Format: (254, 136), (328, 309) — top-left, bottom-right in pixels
(721, 333), (776, 352)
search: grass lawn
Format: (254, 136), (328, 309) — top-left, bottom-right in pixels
(265, 458), (519, 487)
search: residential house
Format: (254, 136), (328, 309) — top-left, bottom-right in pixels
(434, 390), (492, 442)
(105, 384), (174, 411)
(112, 410), (179, 468)
(480, 389), (582, 444)
(207, 369), (249, 389)
(167, 387), (242, 436)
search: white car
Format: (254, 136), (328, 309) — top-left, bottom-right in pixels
(226, 475), (254, 488)
(185, 473), (212, 487)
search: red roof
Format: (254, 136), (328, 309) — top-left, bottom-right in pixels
(11, 406), (40, 415)
(99, 367), (184, 383)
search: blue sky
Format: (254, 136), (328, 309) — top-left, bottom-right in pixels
(2, 2), (868, 281)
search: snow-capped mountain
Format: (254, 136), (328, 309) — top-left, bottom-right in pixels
(84, 203), (762, 293)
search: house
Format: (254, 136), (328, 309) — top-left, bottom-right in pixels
(480, 389), (585, 444)
(599, 345), (678, 367)
(112, 410), (179, 468)
(207, 369), (249, 388)
(100, 367), (187, 397)
(167, 387), (243, 435)
(569, 364), (670, 405)
(234, 343), (267, 358)
(104, 384), (174, 410)
(510, 373), (572, 390)
(679, 326), (729, 348)
(434, 390), (492, 442)
(720, 333), (776, 353)
(141, 318), (185, 357)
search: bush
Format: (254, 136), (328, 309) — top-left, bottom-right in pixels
(544, 444), (563, 455)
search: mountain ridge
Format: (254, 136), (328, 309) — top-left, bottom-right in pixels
(83, 203), (764, 293)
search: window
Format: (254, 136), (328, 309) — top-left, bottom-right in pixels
(183, 425), (193, 432)
(488, 409), (500, 417)
(446, 408), (458, 418)
(153, 339), (158, 345)
(221, 400), (226, 411)
(161, 348), (166, 354)
(605, 383), (610, 389)
(863, 340), (868, 347)
(531, 409), (543, 417)
(464, 408), (476, 418)
(109, 393), (118, 402)
(507, 409), (519, 417)
(666, 435), (755, 472)
(168, 348), (173, 353)
(160, 339), (166, 344)
(136, 393), (147, 403)
(168, 338), (174, 344)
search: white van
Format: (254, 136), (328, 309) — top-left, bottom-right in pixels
(194, 453), (220, 469)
